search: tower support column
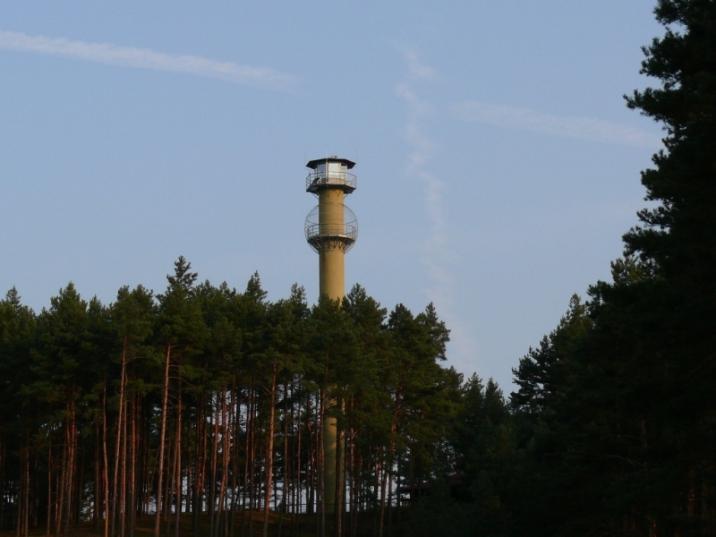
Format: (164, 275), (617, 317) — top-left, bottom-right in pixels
(319, 247), (345, 301)
(319, 190), (345, 516)
(304, 156), (358, 517)
(318, 187), (346, 302)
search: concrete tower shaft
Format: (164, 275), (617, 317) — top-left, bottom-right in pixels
(318, 188), (346, 300)
(304, 156), (357, 516)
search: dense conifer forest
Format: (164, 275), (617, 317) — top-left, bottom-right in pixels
(1, 1), (714, 535)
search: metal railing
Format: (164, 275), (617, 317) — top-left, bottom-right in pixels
(305, 222), (358, 243)
(305, 170), (357, 192)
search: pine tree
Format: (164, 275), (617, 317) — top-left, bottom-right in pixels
(623, 3), (716, 532)
(619, 2), (716, 532)
(155, 258), (206, 537)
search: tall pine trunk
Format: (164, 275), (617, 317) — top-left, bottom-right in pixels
(378, 414), (397, 537)
(129, 396), (138, 537)
(47, 439), (52, 537)
(263, 364), (278, 537)
(61, 402), (76, 537)
(103, 387), (110, 537)
(112, 341), (128, 537)
(174, 383), (182, 537)
(154, 344), (172, 537)
(192, 394), (206, 537)
(120, 392), (128, 537)
(209, 396), (219, 537)
(334, 412), (344, 537)
(217, 391), (230, 537)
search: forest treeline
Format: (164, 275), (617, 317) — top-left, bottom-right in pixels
(0, 263), (476, 537)
(1, 0), (715, 536)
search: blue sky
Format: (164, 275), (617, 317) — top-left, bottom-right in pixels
(0, 1), (663, 389)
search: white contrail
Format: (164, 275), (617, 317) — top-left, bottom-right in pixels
(403, 49), (436, 80)
(397, 50), (477, 372)
(453, 100), (659, 148)
(0, 30), (295, 90)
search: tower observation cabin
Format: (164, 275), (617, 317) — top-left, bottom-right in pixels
(304, 157), (358, 255)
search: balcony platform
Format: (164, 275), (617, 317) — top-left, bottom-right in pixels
(306, 170), (357, 194)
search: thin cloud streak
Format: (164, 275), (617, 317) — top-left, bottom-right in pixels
(0, 30), (295, 90)
(453, 100), (659, 148)
(396, 54), (477, 374)
(403, 49), (436, 80)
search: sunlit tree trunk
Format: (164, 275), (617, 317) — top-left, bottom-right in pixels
(319, 390), (326, 537)
(174, 384), (182, 537)
(120, 394), (128, 537)
(306, 394), (315, 517)
(61, 402), (76, 537)
(294, 385), (302, 521)
(103, 388), (110, 537)
(334, 401), (344, 537)
(229, 381), (240, 537)
(47, 439), (52, 537)
(378, 415), (397, 537)
(112, 340), (128, 537)
(247, 385), (258, 537)
(242, 388), (250, 513)
(55, 419), (66, 537)
(263, 364), (278, 537)
(217, 391), (229, 537)
(283, 382), (290, 513)
(192, 394), (206, 537)
(209, 396), (219, 537)
(154, 344), (172, 537)
(129, 396), (138, 537)
(93, 423), (100, 531)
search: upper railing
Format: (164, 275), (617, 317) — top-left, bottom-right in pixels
(306, 169), (357, 193)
